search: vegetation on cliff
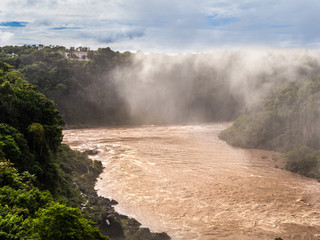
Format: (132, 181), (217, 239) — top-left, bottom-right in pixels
(220, 77), (320, 179)
(0, 61), (108, 239)
(0, 61), (170, 239)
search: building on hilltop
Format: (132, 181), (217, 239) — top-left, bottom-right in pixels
(73, 51), (88, 60)
(64, 51), (88, 60)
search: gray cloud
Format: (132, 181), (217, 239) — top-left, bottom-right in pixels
(93, 28), (145, 44)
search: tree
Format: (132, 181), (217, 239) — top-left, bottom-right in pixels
(33, 202), (108, 240)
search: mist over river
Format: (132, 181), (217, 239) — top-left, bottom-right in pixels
(63, 123), (320, 240)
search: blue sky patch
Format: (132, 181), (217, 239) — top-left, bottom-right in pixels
(0, 21), (28, 27)
(51, 27), (82, 30)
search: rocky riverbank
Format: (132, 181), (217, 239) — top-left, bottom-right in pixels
(67, 145), (170, 240)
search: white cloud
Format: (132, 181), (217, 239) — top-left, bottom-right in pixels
(0, 30), (13, 44)
(0, 0), (319, 52)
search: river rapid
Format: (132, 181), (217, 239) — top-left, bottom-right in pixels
(63, 123), (320, 240)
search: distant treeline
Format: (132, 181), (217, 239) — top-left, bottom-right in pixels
(0, 45), (132, 126)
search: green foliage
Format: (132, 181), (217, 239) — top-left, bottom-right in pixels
(221, 77), (320, 179)
(53, 144), (105, 215)
(0, 162), (44, 239)
(27, 123), (45, 142)
(0, 61), (14, 73)
(0, 61), (112, 239)
(0, 63), (66, 188)
(0, 186), (52, 215)
(26, 123), (47, 160)
(33, 202), (108, 240)
(1, 135), (21, 161)
(0, 45), (132, 126)
(0, 207), (37, 240)
(0, 161), (108, 239)
(0, 161), (34, 189)
(0, 161), (50, 208)
(47, 144), (102, 205)
(285, 146), (320, 179)
(0, 78), (64, 157)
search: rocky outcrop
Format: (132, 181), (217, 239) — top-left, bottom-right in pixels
(84, 149), (100, 155)
(78, 157), (171, 240)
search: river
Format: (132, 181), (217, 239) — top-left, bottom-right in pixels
(63, 123), (320, 240)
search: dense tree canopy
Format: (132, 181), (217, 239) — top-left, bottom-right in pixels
(0, 45), (131, 126)
(0, 62), (108, 239)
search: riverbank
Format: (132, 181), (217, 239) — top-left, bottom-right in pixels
(59, 144), (170, 240)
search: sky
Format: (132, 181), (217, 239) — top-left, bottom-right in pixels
(0, 0), (319, 52)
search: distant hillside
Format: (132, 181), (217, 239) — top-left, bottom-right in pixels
(220, 77), (320, 179)
(0, 45), (132, 126)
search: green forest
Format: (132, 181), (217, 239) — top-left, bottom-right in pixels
(0, 45), (132, 126)
(0, 61), (108, 239)
(0, 58), (170, 239)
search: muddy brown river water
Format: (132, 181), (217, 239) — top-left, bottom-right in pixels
(63, 123), (320, 240)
